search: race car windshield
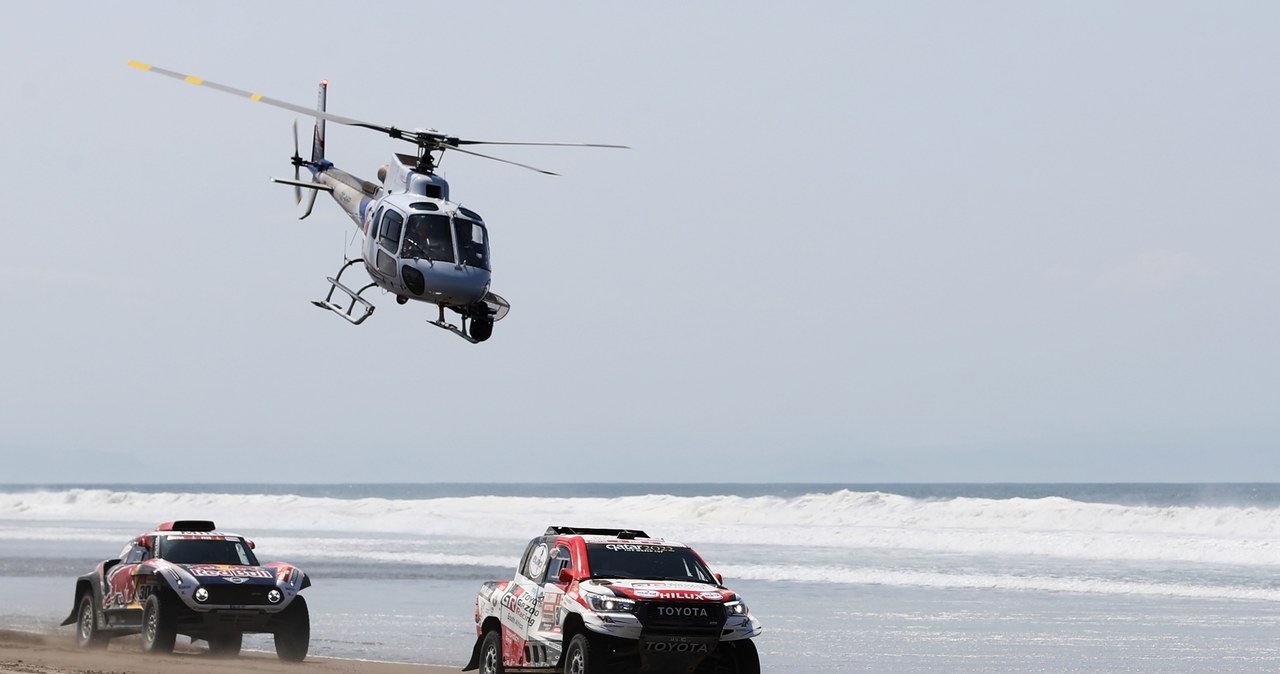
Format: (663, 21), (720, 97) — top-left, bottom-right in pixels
(585, 543), (715, 583)
(158, 538), (259, 566)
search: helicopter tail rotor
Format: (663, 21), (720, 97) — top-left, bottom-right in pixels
(291, 119), (303, 205)
(292, 120), (320, 219)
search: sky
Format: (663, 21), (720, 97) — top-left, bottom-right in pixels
(1, 2), (1278, 483)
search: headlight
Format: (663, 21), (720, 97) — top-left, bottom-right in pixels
(268, 589), (282, 604)
(194, 587), (209, 603)
(585, 594), (636, 614)
(724, 600), (749, 616)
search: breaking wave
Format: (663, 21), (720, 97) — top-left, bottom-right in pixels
(4, 488), (1280, 569)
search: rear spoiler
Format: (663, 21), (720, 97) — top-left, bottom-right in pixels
(156, 520), (216, 532)
(545, 526), (649, 539)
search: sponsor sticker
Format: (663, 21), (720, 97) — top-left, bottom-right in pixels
(640, 637), (714, 654)
(604, 544), (675, 553)
(188, 565), (272, 579)
(527, 544), (549, 579)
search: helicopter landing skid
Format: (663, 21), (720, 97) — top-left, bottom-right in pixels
(312, 259), (376, 325)
(430, 307), (480, 344)
(430, 319), (479, 344)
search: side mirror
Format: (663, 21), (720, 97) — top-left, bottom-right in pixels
(558, 567), (578, 584)
(139, 536), (154, 550)
(246, 539), (256, 550)
(714, 572), (723, 585)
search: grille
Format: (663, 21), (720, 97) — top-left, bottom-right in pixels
(202, 584), (275, 606)
(636, 602), (726, 633)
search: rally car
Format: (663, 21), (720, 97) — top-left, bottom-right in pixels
(465, 527), (762, 674)
(60, 520), (311, 661)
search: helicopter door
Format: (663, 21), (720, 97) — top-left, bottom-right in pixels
(363, 206), (384, 264)
(374, 209), (403, 277)
(453, 218), (490, 271)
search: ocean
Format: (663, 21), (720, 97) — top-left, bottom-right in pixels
(2, 483), (1280, 672)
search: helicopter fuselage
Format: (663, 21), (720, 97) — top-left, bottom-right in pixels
(314, 160), (492, 308)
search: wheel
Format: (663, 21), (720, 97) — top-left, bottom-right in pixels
(273, 595), (310, 662)
(564, 633), (601, 674)
(140, 594), (176, 654)
(75, 594), (108, 650)
(207, 631), (243, 656)
(479, 629), (504, 674)
(715, 639), (760, 674)
(469, 317), (493, 342)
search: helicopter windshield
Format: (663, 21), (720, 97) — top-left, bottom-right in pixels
(400, 213), (490, 271)
(401, 214), (455, 264)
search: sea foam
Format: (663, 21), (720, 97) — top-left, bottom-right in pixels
(4, 488), (1280, 570)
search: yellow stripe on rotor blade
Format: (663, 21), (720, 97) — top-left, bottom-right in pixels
(126, 60), (152, 71)
(251, 94), (262, 101)
(184, 76), (203, 85)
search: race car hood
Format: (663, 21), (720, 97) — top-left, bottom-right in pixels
(178, 563), (281, 586)
(584, 579), (737, 603)
(147, 559), (297, 588)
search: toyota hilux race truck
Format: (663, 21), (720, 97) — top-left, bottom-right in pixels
(465, 527), (762, 674)
(60, 520), (311, 661)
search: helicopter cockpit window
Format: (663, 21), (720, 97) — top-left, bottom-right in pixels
(379, 210), (403, 252)
(454, 219), (490, 271)
(403, 214), (455, 264)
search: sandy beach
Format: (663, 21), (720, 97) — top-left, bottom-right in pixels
(0, 630), (459, 674)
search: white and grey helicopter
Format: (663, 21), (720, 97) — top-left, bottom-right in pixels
(128, 61), (625, 343)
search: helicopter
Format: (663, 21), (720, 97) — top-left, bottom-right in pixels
(127, 61), (625, 343)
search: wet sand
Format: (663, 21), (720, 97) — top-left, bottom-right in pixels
(0, 630), (460, 674)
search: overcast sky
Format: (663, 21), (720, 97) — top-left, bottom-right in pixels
(2, 2), (1277, 483)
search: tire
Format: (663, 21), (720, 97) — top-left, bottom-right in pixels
(564, 633), (601, 674)
(479, 629), (504, 674)
(75, 594), (108, 650)
(140, 594), (176, 654)
(207, 631), (243, 657)
(274, 595), (310, 662)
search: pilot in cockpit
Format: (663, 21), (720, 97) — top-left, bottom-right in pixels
(401, 236), (425, 260)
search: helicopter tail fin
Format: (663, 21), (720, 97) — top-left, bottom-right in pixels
(297, 80), (328, 219)
(311, 80), (327, 164)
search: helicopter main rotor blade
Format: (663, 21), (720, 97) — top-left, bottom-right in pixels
(128, 61), (628, 174)
(451, 140), (630, 150)
(445, 145), (561, 176)
(128, 61), (399, 135)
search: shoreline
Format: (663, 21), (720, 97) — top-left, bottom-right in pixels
(0, 629), (461, 674)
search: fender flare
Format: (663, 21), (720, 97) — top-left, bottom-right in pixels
(60, 568), (107, 627)
(462, 618), (501, 672)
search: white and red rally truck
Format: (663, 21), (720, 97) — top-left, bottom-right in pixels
(464, 526), (762, 674)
